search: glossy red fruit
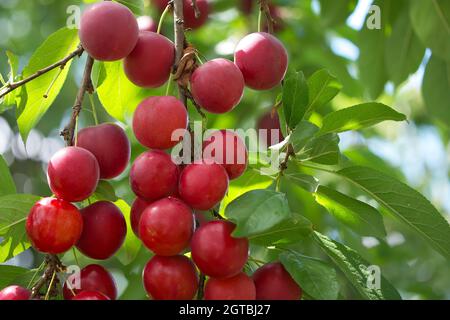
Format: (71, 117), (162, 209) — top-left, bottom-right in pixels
(139, 197), (193, 256)
(234, 32), (288, 90)
(63, 264), (117, 300)
(47, 146), (99, 202)
(130, 197), (153, 237)
(132, 96), (188, 149)
(205, 272), (256, 300)
(124, 32), (174, 88)
(26, 198), (83, 254)
(253, 262), (302, 300)
(72, 291), (110, 300)
(137, 16), (157, 32)
(76, 201), (127, 260)
(179, 162), (228, 210)
(191, 221), (248, 278)
(130, 150), (179, 201)
(77, 123), (130, 179)
(143, 255), (198, 300)
(0, 286), (31, 300)
(183, 0), (209, 29)
(203, 130), (248, 180)
(79, 1), (138, 61)
(257, 111), (284, 147)
(190, 58), (244, 114)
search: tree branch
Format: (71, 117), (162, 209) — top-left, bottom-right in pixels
(259, 0), (275, 33)
(173, 0), (187, 106)
(60, 55), (94, 146)
(0, 45), (84, 100)
(31, 254), (63, 299)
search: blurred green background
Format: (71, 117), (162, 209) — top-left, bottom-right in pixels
(0, 0), (449, 299)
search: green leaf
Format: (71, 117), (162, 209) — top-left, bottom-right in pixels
(282, 172), (319, 193)
(338, 166), (450, 259)
(297, 133), (340, 165)
(385, 10), (425, 86)
(0, 265), (31, 289)
(0, 194), (40, 263)
(314, 185), (386, 238)
(225, 189), (291, 238)
(313, 231), (402, 300)
(317, 103), (406, 136)
(319, 0), (357, 27)
(94, 61), (151, 123)
(280, 251), (339, 300)
(114, 199), (141, 265)
(249, 214), (312, 246)
(0, 51), (19, 110)
(282, 71), (309, 129)
(0, 155), (16, 196)
(306, 69), (341, 113)
(91, 180), (118, 202)
(16, 28), (79, 142)
(289, 121), (319, 153)
(358, 0), (388, 99)
(410, 0), (450, 61)
(422, 55), (450, 126)
(116, 0), (144, 15)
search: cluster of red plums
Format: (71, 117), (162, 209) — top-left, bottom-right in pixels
(0, 0), (301, 300)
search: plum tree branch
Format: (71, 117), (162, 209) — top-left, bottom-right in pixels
(0, 45), (84, 100)
(258, 0), (275, 33)
(60, 55), (95, 146)
(173, 0), (187, 106)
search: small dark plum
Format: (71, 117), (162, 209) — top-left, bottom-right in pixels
(79, 1), (139, 61)
(129, 150), (179, 201)
(130, 197), (153, 237)
(205, 272), (256, 300)
(142, 255), (198, 300)
(253, 262), (302, 300)
(139, 197), (193, 256)
(76, 201), (127, 260)
(26, 198), (83, 254)
(63, 264), (117, 300)
(190, 58), (244, 114)
(137, 16), (157, 32)
(47, 146), (99, 202)
(72, 291), (110, 300)
(257, 111), (284, 147)
(132, 96), (188, 149)
(77, 123), (130, 179)
(191, 220), (249, 278)
(124, 32), (174, 88)
(203, 130), (248, 180)
(0, 286), (31, 300)
(234, 32), (288, 90)
(178, 162), (228, 210)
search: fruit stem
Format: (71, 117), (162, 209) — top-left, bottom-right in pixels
(88, 93), (99, 125)
(197, 273), (205, 300)
(165, 73), (173, 96)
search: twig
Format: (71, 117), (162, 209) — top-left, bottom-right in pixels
(30, 254), (63, 299)
(173, 0), (187, 106)
(258, 0), (275, 33)
(60, 55), (95, 146)
(191, 0), (201, 18)
(0, 45), (84, 100)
